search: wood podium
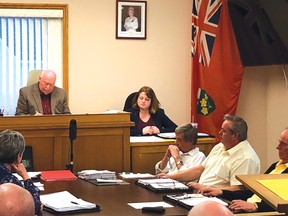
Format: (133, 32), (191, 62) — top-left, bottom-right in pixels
(237, 174), (288, 216)
(0, 113), (133, 173)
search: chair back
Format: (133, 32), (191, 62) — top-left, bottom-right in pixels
(123, 92), (137, 111)
(22, 146), (34, 171)
(27, 70), (42, 86)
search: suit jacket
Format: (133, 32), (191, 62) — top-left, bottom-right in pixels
(220, 161), (288, 212)
(15, 82), (71, 115)
(128, 108), (177, 136)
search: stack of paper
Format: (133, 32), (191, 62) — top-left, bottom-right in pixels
(78, 170), (116, 180)
(41, 191), (98, 213)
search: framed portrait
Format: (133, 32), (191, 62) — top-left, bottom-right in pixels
(116, 0), (147, 39)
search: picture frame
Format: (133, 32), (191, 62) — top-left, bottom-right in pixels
(116, 0), (147, 39)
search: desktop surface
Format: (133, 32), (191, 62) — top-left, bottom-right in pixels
(40, 178), (189, 216)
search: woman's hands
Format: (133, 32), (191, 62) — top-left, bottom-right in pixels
(142, 126), (160, 135)
(11, 162), (30, 181)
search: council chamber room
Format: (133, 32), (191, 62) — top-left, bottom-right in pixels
(0, 0), (288, 215)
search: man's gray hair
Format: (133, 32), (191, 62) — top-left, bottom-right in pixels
(175, 123), (198, 144)
(224, 114), (248, 141)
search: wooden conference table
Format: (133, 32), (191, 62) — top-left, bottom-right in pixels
(40, 178), (189, 216)
(40, 178), (284, 216)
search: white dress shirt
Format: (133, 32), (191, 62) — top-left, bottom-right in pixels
(155, 147), (206, 174)
(199, 140), (260, 188)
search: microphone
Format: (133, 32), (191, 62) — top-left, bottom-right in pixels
(69, 119), (77, 141)
(67, 119), (77, 172)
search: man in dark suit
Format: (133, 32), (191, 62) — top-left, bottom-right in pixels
(15, 70), (71, 115)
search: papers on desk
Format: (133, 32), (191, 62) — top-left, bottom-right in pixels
(157, 132), (210, 139)
(40, 191), (100, 213)
(128, 201), (173, 209)
(119, 173), (155, 179)
(102, 109), (120, 114)
(130, 136), (167, 143)
(136, 178), (192, 193)
(34, 182), (45, 191)
(78, 170), (116, 180)
(78, 170), (127, 185)
(13, 171), (41, 180)
(163, 193), (228, 210)
(84, 178), (129, 186)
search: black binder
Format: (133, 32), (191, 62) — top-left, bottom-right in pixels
(43, 205), (101, 215)
(135, 178), (192, 193)
(163, 193), (228, 210)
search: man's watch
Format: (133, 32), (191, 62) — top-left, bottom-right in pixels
(176, 161), (183, 166)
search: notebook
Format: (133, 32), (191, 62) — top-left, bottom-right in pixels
(163, 193), (228, 210)
(40, 170), (77, 181)
(41, 191), (101, 214)
(135, 178), (192, 193)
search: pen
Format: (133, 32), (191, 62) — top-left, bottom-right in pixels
(71, 201), (79, 205)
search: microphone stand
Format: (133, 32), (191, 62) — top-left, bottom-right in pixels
(66, 139), (74, 172)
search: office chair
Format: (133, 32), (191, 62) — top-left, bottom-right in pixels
(123, 92), (137, 111)
(27, 70), (42, 86)
(22, 146), (34, 172)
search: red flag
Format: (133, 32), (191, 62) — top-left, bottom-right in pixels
(191, 0), (243, 142)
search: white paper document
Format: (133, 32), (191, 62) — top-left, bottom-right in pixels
(13, 171), (41, 180)
(128, 201), (173, 209)
(119, 173), (155, 179)
(40, 191), (96, 212)
(130, 136), (166, 143)
(181, 196), (228, 206)
(157, 132), (210, 139)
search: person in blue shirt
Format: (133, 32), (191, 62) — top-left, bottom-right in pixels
(0, 129), (41, 215)
(128, 86), (177, 136)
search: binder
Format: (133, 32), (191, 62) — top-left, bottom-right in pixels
(163, 193), (228, 210)
(135, 178), (192, 193)
(43, 205), (101, 215)
(41, 191), (101, 214)
(41, 170), (77, 181)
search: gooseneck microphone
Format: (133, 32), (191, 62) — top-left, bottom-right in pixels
(67, 119), (77, 172)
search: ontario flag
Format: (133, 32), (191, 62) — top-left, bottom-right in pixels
(191, 0), (243, 142)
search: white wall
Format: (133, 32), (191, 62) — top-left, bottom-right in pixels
(237, 65), (288, 172)
(67, 0), (192, 127)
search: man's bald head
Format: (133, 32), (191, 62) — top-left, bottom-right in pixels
(188, 201), (232, 216)
(38, 69), (57, 95)
(0, 183), (34, 216)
